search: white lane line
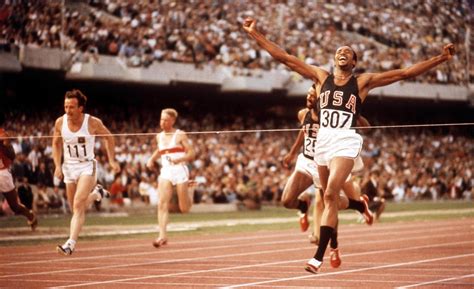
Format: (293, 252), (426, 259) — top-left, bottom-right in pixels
(48, 240), (474, 288)
(1, 218), (469, 259)
(220, 253), (474, 289)
(0, 231), (298, 257)
(0, 226), (469, 274)
(1, 220), (468, 266)
(1, 228), (471, 274)
(395, 273), (474, 288)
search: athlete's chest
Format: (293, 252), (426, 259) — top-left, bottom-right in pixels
(64, 115), (88, 134)
(159, 132), (179, 148)
(302, 114), (319, 138)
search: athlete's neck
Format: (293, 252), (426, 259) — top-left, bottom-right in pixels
(68, 113), (84, 126)
(162, 128), (176, 134)
(333, 67), (352, 80)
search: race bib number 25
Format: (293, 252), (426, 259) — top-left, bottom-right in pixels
(320, 109), (353, 129)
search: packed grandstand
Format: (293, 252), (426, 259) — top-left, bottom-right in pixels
(0, 0), (472, 215)
(1, 0), (472, 83)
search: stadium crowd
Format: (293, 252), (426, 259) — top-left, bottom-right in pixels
(1, 107), (472, 215)
(0, 0), (471, 84)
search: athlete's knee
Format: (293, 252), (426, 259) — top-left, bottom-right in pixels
(281, 196), (296, 209)
(315, 197), (324, 210)
(72, 198), (87, 213)
(179, 203), (191, 214)
(178, 196), (192, 214)
(158, 200), (169, 211)
(282, 186), (302, 209)
(9, 202), (22, 214)
(338, 199), (348, 210)
(323, 191), (337, 206)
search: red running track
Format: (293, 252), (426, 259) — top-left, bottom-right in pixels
(0, 218), (473, 288)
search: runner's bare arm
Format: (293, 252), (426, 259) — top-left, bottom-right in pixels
(90, 117), (120, 173)
(52, 117), (64, 179)
(175, 131), (195, 163)
(282, 108), (308, 168)
(242, 17), (328, 85)
(358, 43), (455, 100)
(146, 135), (161, 169)
(357, 115), (370, 127)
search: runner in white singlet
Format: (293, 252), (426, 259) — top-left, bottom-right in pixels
(53, 89), (120, 256)
(157, 130), (189, 185)
(147, 108), (195, 248)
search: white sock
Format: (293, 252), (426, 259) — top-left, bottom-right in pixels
(91, 188), (101, 201)
(64, 238), (76, 250)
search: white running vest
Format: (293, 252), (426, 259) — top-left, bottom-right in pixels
(158, 130), (185, 167)
(61, 114), (95, 163)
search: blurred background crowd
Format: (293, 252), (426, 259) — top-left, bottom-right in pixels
(0, 0), (472, 217)
(0, 0), (471, 84)
(2, 105), (473, 216)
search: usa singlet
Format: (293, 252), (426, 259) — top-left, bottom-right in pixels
(301, 110), (319, 160)
(314, 75), (364, 166)
(317, 75), (362, 130)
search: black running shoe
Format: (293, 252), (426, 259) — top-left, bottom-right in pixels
(93, 184), (110, 201)
(56, 244), (73, 256)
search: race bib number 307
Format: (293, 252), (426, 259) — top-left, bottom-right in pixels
(320, 109), (354, 129)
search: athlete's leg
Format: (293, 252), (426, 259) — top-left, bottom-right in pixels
(342, 180), (374, 224)
(329, 217), (342, 268)
(2, 189), (35, 223)
(65, 182), (76, 213)
(374, 199), (386, 221)
(282, 171), (314, 231)
(342, 179), (360, 200)
(157, 178), (173, 241)
(57, 176), (96, 255)
(1, 170), (36, 229)
(313, 158), (353, 263)
(337, 192), (348, 210)
(68, 175), (96, 243)
(176, 181), (192, 213)
(281, 171), (313, 209)
(57, 181), (77, 254)
(323, 158), (353, 226)
(310, 188), (324, 244)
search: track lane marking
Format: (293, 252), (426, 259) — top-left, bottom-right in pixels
(46, 240), (474, 288)
(395, 273), (474, 288)
(221, 253), (474, 288)
(1, 220), (469, 266)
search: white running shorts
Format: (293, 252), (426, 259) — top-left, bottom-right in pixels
(0, 169), (15, 192)
(353, 155), (364, 172)
(314, 128), (363, 167)
(62, 160), (97, 184)
(295, 154), (321, 188)
(159, 164), (189, 186)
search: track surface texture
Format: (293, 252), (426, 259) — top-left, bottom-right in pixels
(0, 218), (473, 288)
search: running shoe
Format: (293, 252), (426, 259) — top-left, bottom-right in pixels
(298, 197), (311, 232)
(308, 233), (319, 245)
(56, 244), (73, 256)
(152, 238), (168, 248)
(93, 184), (110, 202)
(329, 248), (341, 268)
(27, 211), (38, 231)
(304, 258), (322, 274)
(360, 194), (374, 225)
